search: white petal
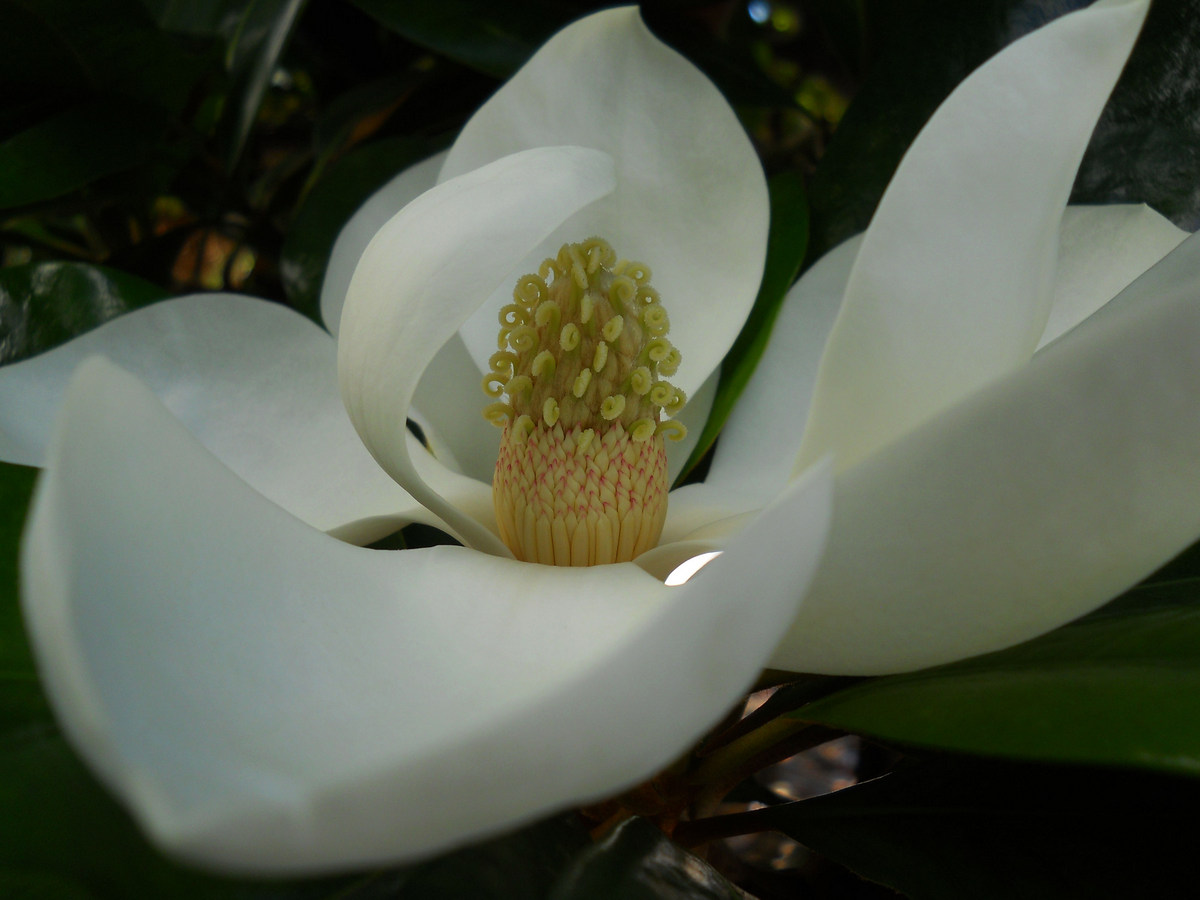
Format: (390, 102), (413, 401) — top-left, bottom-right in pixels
(1038, 203), (1187, 348)
(441, 6), (768, 401)
(665, 368), (717, 485)
(771, 229), (1200, 675)
(320, 151), (447, 337)
(703, 235), (860, 507)
(796, 0), (1150, 474)
(339, 146), (615, 556)
(410, 331), (503, 482)
(710, 207), (1184, 505)
(0, 294), (426, 542)
(24, 357), (831, 872)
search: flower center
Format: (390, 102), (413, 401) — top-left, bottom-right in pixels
(483, 238), (687, 565)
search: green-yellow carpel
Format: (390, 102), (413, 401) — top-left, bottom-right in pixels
(483, 238), (686, 565)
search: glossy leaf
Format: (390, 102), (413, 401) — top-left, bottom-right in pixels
(797, 579), (1200, 775)
(393, 816), (592, 899)
(0, 0), (213, 115)
(219, 0), (308, 168)
(0, 725), (380, 899)
(140, 0), (249, 35)
(680, 171), (809, 479)
(551, 818), (741, 900)
(348, 0), (571, 77)
(0, 263), (167, 364)
(280, 137), (445, 321)
(0, 101), (170, 210)
(768, 758), (1200, 900)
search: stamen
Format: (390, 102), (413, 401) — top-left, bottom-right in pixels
(560, 323), (581, 351)
(630, 418), (656, 442)
(600, 394), (626, 420)
(535, 301), (561, 328)
(658, 419), (686, 441)
(572, 369), (592, 398)
(592, 341), (609, 373)
(531, 350), (556, 378)
(602, 315), (624, 342)
(499, 304), (528, 327)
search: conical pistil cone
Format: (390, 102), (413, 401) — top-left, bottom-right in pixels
(493, 421), (668, 566)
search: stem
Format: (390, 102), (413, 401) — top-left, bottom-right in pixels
(674, 803), (792, 848)
(690, 717), (810, 788)
(687, 720), (846, 821)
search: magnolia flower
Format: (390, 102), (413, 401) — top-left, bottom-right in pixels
(2, 0), (1196, 876)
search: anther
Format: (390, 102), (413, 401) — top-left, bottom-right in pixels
(572, 369), (592, 398)
(602, 315), (624, 342)
(535, 301), (561, 328)
(600, 395), (626, 420)
(543, 397), (560, 426)
(592, 342), (609, 373)
(531, 350), (556, 378)
(630, 367), (652, 395)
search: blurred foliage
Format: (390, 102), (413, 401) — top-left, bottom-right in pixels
(3, 0), (1200, 898)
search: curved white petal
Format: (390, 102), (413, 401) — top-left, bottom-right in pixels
(771, 229), (1200, 675)
(23, 357), (831, 872)
(441, 6), (768, 401)
(339, 147), (616, 556)
(1038, 203), (1187, 348)
(0, 294), (427, 542)
(320, 151), (447, 337)
(703, 235), (861, 507)
(410, 331), (502, 482)
(711, 207), (1183, 505)
(797, 0), (1150, 474)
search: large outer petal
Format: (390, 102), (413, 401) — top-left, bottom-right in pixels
(338, 146), (615, 556)
(22, 357), (832, 872)
(771, 229), (1200, 675)
(440, 6), (768, 401)
(0, 294), (424, 543)
(796, 0), (1150, 474)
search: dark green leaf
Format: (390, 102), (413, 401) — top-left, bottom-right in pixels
(0, 724), (387, 899)
(0, 101), (170, 210)
(0, 464), (37, 680)
(348, 0), (571, 78)
(551, 818), (741, 900)
(0, 263), (168, 364)
(798, 580), (1200, 775)
(0, 0), (213, 119)
(219, 0), (308, 168)
(680, 171), (808, 479)
(386, 814), (591, 899)
(280, 136), (445, 322)
(765, 758), (1200, 900)
(139, 0), (248, 35)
